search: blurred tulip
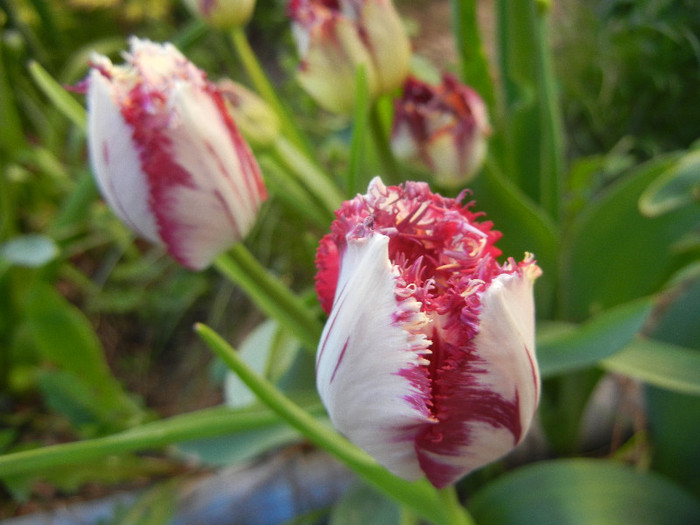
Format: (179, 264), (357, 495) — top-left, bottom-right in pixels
(182, 0), (256, 29)
(217, 79), (280, 148)
(391, 74), (491, 187)
(315, 177), (541, 488)
(85, 37), (266, 270)
(287, 0), (411, 114)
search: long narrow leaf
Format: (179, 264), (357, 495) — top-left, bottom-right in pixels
(602, 339), (700, 396)
(28, 60), (86, 131)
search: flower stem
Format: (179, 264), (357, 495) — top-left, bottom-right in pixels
(229, 27), (310, 157)
(439, 486), (476, 525)
(214, 244), (322, 352)
(271, 137), (344, 216)
(196, 323), (455, 525)
(369, 101), (401, 184)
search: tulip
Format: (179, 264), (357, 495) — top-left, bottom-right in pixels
(85, 37), (266, 270)
(391, 74), (491, 187)
(287, 0), (411, 114)
(182, 0), (256, 29)
(315, 177), (541, 488)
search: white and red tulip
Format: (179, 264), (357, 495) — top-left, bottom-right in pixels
(85, 37), (266, 270)
(315, 178), (541, 488)
(391, 74), (491, 187)
(287, 0), (411, 114)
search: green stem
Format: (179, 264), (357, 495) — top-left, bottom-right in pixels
(214, 244), (322, 352)
(271, 137), (344, 216)
(449, 0), (494, 110)
(0, 405), (308, 478)
(229, 27), (310, 157)
(439, 486), (475, 525)
(196, 323), (458, 525)
(369, 102), (401, 185)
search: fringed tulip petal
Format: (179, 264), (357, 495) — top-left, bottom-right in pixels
(317, 233), (433, 481)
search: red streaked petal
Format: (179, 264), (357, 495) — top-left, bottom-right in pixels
(316, 233), (433, 481)
(149, 84), (265, 269)
(415, 265), (540, 488)
(87, 71), (159, 243)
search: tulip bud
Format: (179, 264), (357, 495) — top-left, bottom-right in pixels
(84, 37), (266, 270)
(217, 79), (280, 148)
(287, 0), (411, 114)
(315, 177), (541, 488)
(182, 0), (256, 29)
(391, 74), (491, 187)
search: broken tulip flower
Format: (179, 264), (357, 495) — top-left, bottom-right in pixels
(315, 178), (541, 488)
(288, 0), (411, 114)
(391, 74), (491, 187)
(85, 37), (266, 270)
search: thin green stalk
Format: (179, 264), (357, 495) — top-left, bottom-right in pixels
(229, 27), (309, 156)
(271, 137), (344, 215)
(347, 65), (370, 196)
(0, 405), (302, 478)
(196, 323), (469, 525)
(369, 102), (401, 185)
(214, 244), (322, 352)
(439, 486), (475, 525)
(449, 0), (494, 110)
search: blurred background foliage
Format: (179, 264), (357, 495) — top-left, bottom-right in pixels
(0, 0), (699, 523)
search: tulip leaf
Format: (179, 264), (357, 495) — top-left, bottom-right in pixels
(23, 281), (146, 430)
(473, 162), (559, 317)
(348, 64), (370, 196)
(536, 296), (653, 378)
(602, 339), (700, 396)
(450, 0), (494, 109)
(639, 148), (700, 217)
(495, 0), (564, 218)
(561, 151), (700, 321)
(28, 60), (86, 132)
(468, 459), (700, 525)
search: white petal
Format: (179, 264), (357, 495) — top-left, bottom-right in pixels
(424, 270), (539, 478)
(155, 83), (264, 269)
(87, 70), (159, 243)
(316, 233), (432, 480)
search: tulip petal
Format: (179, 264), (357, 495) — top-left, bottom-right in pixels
(316, 233), (433, 481)
(87, 71), (159, 243)
(415, 268), (540, 487)
(148, 84), (265, 269)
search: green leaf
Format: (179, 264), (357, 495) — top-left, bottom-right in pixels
(28, 60), (86, 132)
(0, 234), (59, 267)
(602, 339), (700, 396)
(449, 0), (494, 109)
(472, 163), (559, 317)
(177, 422), (301, 467)
(110, 482), (178, 525)
(495, 0), (564, 218)
(639, 149), (700, 217)
(561, 152), (700, 321)
(24, 281), (145, 429)
(468, 459), (700, 525)
(536, 297), (654, 378)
